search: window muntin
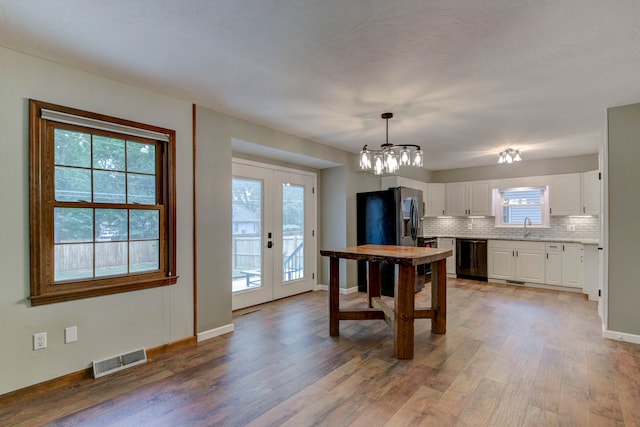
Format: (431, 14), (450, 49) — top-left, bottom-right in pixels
(30, 100), (177, 305)
(495, 186), (549, 227)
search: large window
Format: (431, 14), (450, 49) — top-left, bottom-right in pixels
(494, 186), (549, 227)
(29, 100), (177, 305)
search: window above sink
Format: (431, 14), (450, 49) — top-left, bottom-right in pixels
(494, 186), (550, 228)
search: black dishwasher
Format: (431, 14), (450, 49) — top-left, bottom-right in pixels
(456, 239), (488, 281)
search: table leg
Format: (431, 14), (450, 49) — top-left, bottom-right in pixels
(431, 258), (447, 334)
(367, 261), (381, 308)
(329, 256), (340, 336)
(395, 264), (415, 359)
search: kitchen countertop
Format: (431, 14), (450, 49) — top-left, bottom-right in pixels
(429, 235), (599, 245)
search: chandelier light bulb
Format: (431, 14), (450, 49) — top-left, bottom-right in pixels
(399, 147), (410, 165)
(373, 153), (384, 175)
(412, 149), (423, 167)
(359, 147), (371, 169)
(513, 150), (521, 162)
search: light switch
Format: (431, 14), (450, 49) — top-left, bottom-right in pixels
(65, 326), (77, 344)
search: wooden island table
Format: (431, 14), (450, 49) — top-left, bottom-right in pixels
(320, 244), (453, 359)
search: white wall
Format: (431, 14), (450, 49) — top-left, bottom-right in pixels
(0, 47), (194, 394)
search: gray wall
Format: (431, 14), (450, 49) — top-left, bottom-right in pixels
(320, 166), (348, 288)
(432, 154), (598, 183)
(607, 103), (640, 335)
(0, 46), (194, 394)
(195, 106), (356, 333)
(195, 107), (233, 332)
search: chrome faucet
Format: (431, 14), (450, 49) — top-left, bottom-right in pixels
(523, 216), (532, 238)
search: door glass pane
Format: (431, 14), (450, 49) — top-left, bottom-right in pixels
(232, 177), (262, 292)
(282, 183), (304, 282)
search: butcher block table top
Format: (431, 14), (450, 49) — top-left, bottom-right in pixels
(320, 244), (453, 359)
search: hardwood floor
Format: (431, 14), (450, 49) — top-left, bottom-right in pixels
(2, 278), (640, 426)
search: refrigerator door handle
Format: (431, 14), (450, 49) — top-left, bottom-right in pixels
(410, 198), (418, 241)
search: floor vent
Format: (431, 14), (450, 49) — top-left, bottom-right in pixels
(92, 348), (147, 378)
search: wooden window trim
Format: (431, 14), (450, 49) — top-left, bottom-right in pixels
(29, 99), (178, 306)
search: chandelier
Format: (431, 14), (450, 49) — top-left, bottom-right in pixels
(498, 148), (522, 164)
(359, 113), (423, 175)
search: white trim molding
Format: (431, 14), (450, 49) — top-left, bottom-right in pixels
(197, 323), (234, 342)
(602, 327), (640, 345)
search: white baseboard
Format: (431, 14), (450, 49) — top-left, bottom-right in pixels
(602, 327), (640, 345)
(197, 323), (234, 342)
(314, 284), (359, 294)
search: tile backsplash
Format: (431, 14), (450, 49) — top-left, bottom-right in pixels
(423, 216), (600, 241)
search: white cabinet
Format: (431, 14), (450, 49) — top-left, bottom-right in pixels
(583, 244), (599, 301)
(549, 174), (581, 216)
(517, 243), (547, 283)
(543, 171), (599, 216)
(445, 181), (492, 216)
(425, 183), (446, 217)
(488, 240), (546, 284)
(562, 243), (584, 288)
(438, 237), (456, 276)
(446, 182), (467, 216)
(545, 243), (562, 286)
(581, 170), (600, 215)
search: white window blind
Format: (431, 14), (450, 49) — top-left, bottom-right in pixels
(41, 109), (170, 142)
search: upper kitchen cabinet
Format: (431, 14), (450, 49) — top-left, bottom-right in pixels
(549, 173), (581, 216)
(446, 181), (492, 216)
(581, 170), (600, 215)
(549, 172), (600, 216)
(425, 183), (445, 217)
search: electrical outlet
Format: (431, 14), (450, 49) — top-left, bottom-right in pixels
(567, 224), (576, 231)
(65, 326), (78, 344)
(33, 332), (47, 350)
(468, 223), (473, 230)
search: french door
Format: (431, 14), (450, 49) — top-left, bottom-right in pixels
(232, 160), (316, 310)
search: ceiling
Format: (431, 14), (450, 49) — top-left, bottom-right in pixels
(1, 1), (639, 170)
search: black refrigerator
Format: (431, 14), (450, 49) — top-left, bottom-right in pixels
(356, 187), (423, 296)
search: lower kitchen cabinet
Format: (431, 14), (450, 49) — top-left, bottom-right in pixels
(545, 243), (563, 286)
(438, 237), (456, 276)
(488, 240), (546, 284)
(562, 243), (584, 288)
